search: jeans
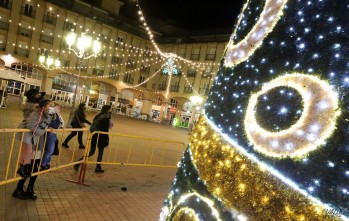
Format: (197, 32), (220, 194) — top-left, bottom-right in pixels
(77, 134), (105, 164)
(63, 131), (83, 146)
(88, 134), (105, 162)
(41, 133), (56, 166)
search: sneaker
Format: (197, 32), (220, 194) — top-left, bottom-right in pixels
(62, 143), (69, 148)
(95, 165), (104, 173)
(12, 188), (28, 200)
(73, 164), (80, 172)
(40, 165), (50, 171)
(79, 145), (85, 149)
(26, 186), (37, 200)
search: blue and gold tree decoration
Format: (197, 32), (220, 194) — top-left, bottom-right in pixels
(160, 0), (349, 220)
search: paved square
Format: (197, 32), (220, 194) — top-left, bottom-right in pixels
(0, 96), (189, 221)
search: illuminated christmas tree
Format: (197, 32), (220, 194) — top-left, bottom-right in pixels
(160, 0), (349, 220)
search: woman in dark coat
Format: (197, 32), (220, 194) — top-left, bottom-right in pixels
(62, 103), (91, 149)
(74, 105), (113, 173)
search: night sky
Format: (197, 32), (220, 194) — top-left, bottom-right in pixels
(119, 0), (244, 32)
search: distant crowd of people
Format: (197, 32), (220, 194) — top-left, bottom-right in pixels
(12, 89), (114, 200)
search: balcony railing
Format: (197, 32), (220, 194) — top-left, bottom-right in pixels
(108, 72), (119, 80)
(183, 86), (193, 94)
(17, 27), (32, 38)
(40, 34), (54, 44)
(126, 61), (137, 69)
(93, 68), (104, 76)
(21, 6), (36, 18)
(190, 53), (200, 60)
(43, 15), (57, 25)
(123, 76), (134, 85)
(97, 54), (107, 61)
(187, 70), (197, 77)
(140, 66), (150, 73)
(63, 21), (76, 31)
(111, 56), (122, 64)
(158, 84), (166, 90)
(205, 54), (216, 61)
(0, 0), (11, 9)
(0, 20), (9, 30)
(170, 85), (179, 92)
(60, 60), (70, 67)
(75, 65), (87, 73)
(14, 47), (29, 57)
(199, 88), (210, 96)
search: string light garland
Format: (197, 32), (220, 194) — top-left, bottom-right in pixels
(224, 0), (288, 67)
(127, 65), (163, 88)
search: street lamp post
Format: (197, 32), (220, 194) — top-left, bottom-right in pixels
(65, 32), (101, 126)
(162, 56), (178, 123)
(188, 95), (203, 131)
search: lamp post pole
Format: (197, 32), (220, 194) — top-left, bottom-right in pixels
(64, 32), (101, 127)
(71, 58), (81, 111)
(162, 55), (178, 124)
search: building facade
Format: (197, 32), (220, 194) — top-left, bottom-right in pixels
(0, 0), (229, 126)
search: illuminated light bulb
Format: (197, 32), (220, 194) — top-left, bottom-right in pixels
(328, 162), (335, 167)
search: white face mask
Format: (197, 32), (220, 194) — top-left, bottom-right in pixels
(48, 107), (56, 114)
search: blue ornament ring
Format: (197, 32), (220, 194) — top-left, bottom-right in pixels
(244, 73), (340, 158)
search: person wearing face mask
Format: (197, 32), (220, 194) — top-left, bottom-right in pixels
(74, 105), (113, 173)
(13, 99), (53, 200)
(41, 103), (64, 170)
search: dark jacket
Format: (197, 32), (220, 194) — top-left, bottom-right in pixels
(71, 108), (91, 128)
(90, 113), (111, 148)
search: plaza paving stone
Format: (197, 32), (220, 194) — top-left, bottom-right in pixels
(0, 96), (189, 221)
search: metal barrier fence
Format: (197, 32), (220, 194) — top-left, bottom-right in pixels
(0, 128), (89, 186)
(0, 128), (186, 187)
(70, 131), (186, 186)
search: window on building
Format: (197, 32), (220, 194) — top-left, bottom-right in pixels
(178, 48), (186, 57)
(190, 48), (200, 60)
(139, 76), (145, 83)
(0, 13), (9, 30)
(53, 73), (77, 87)
(64, 18), (76, 31)
(206, 47), (216, 60)
(154, 97), (162, 106)
(22, 3), (35, 18)
(143, 46), (151, 57)
(126, 57), (136, 68)
(115, 36), (123, 48)
(0, 34), (6, 50)
(109, 68), (119, 80)
(44, 11), (56, 25)
(0, 0), (10, 9)
(170, 98), (178, 108)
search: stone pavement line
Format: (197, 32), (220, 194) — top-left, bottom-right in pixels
(0, 98), (187, 221)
